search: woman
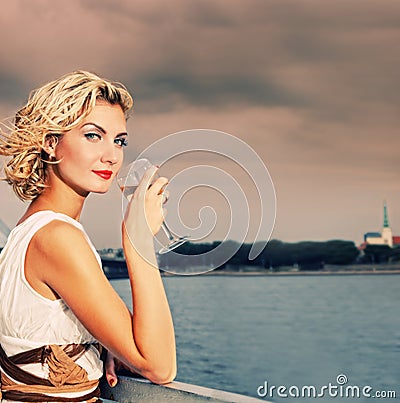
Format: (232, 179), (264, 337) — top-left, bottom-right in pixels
(0, 71), (176, 402)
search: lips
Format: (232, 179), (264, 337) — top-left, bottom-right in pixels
(92, 170), (113, 180)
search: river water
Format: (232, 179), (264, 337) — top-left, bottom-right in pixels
(111, 274), (399, 402)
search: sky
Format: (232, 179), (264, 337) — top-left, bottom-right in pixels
(0, 0), (399, 250)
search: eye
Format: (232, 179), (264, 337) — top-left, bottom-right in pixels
(84, 132), (102, 142)
(115, 137), (128, 147)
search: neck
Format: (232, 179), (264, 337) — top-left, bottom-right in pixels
(21, 177), (87, 223)
(28, 189), (86, 221)
(19, 166), (92, 224)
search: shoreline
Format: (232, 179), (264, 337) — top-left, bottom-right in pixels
(197, 269), (400, 277)
(160, 264), (400, 277)
(102, 258), (400, 279)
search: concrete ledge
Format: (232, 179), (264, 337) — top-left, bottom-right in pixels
(100, 376), (269, 402)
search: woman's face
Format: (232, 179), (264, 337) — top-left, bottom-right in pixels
(51, 101), (128, 196)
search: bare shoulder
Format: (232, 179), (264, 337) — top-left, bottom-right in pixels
(29, 219), (101, 277)
(34, 219), (83, 242)
(31, 220), (87, 254)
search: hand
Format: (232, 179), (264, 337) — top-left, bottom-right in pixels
(104, 350), (119, 387)
(105, 351), (140, 387)
(124, 166), (168, 237)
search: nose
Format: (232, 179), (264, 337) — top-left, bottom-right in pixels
(100, 142), (120, 166)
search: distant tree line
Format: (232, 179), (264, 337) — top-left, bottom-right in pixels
(361, 244), (400, 264)
(159, 239), (400, 270)
(158, 239), (367, 271)
(231, 239), (362, 270)
(230, 239), (360, 269)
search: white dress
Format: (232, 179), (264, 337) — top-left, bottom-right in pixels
(0, 211), (103, 401)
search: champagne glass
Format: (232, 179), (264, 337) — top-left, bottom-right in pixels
(117, 158), (189, 254)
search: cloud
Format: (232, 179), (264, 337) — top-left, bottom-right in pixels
(1, 0), (399, 112)
(0, 0), (399, 245)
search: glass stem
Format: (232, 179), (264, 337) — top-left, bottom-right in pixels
(161, 223), (175, 241)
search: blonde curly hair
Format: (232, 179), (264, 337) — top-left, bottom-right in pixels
(0, 71), (133, 201)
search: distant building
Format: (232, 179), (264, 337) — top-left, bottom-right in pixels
(362, 201), (400, 248)
(98, 248), (124, 260)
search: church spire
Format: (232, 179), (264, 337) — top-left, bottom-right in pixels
(383, 200), (389, 228)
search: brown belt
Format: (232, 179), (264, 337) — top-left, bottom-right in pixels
(0, 343), (101, 402)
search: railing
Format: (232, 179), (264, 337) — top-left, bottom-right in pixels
(100, 375), (270, 402)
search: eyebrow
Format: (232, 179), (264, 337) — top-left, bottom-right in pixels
(82, 122), (128, 137)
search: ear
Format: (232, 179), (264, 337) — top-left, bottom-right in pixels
(42, 134), (59, 159)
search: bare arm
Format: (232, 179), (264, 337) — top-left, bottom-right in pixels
(26, 168), (176, 384)
(120, 166), (177, 382)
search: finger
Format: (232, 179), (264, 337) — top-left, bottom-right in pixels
(105, 356), (118, 388)
(148, 177), (169, 197)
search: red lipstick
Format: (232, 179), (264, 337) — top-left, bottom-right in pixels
(93, 170), (113, 180)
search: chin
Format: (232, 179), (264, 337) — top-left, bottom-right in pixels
(92, 188), (110, 194)
(88, 184), (113, 194)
